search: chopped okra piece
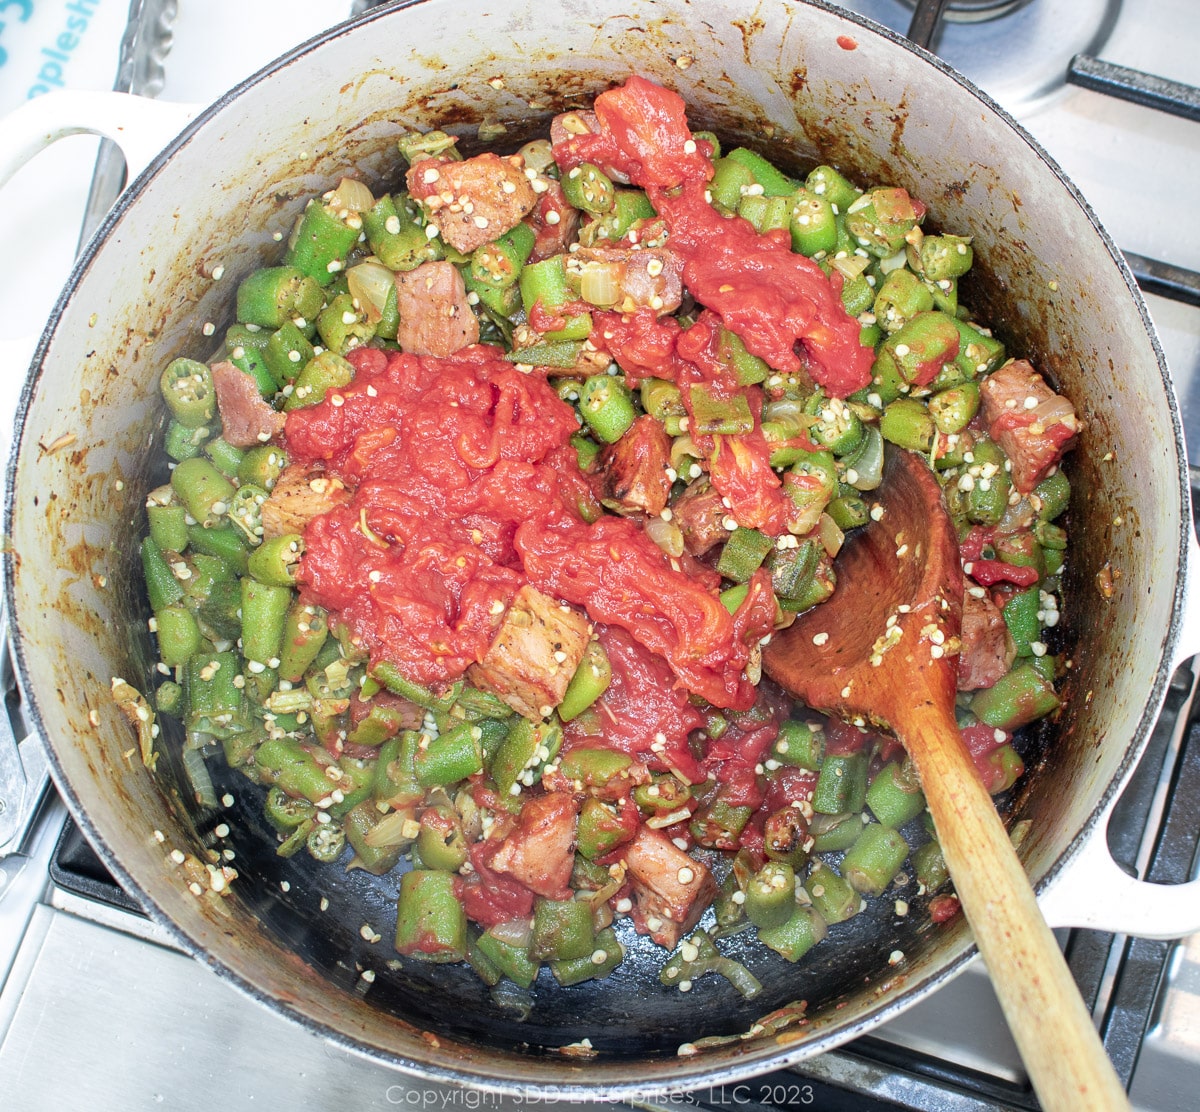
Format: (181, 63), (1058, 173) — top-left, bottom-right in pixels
(757, 905), (827, 963)
(789, 188), (838, 257)
(394, 870), (468, 962)
(558, 640), (612, 722)
(805, 860), (861, 923)
(285, 198), (363, 286)
(236, 266), (324, 328)
(865, 759), (926, 828)
(716, 527), (775, 583)
(160, 358), (216, 427)
(579, 375), (636, 443)
(842, 822), (911, 897)
(744, 861), (798, 929)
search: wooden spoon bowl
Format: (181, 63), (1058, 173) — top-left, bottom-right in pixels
(762, 446), (1128, 1112)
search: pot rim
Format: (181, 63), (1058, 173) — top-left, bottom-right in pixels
(3, 0), (1190, 1096)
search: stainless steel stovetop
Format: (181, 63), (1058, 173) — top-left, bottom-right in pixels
(0, 2), (1197, 1109)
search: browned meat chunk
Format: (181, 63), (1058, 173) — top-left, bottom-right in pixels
(526, 178), (582, 263)
(394, 260), (479, 357)
(406, 152), (537, 255)
(671, 478), (729, 556)
(597, 415), (673, 517)
(957, 589), (1017, 691)
(211, 361), (285, 448)
(490, 791), (579, 899)
(979, 359), (1080, 493)
(620, 827), (718, 950)
(260, 462), (350, 538)
(566, 245), (684, 315)
(467, 584), (591, 719)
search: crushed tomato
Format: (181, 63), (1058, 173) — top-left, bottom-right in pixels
(286, 345), (769, 708)
(557, 76), (873, 395)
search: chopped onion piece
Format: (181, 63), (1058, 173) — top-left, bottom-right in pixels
(762, 397), (807, 425)
(488, 917), (533, 948)
(362, 807), (418, 847)
(518, 139), (555, 174)
(580, 262), (622, 307)
(347, 262), (395, 324)
(669, 434), (701, 472)
(182, 746), (219, 810)
(644, 515), (685, 558)
(831, 253), (871, 280)
(646, 805), (693, 829)
(328, 176), (376, 214)
(1030, 394), (1076, 429)
(818, 512), (844, 558)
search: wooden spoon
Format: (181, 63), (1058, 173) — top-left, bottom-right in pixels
(762, 446), (1129, 1112)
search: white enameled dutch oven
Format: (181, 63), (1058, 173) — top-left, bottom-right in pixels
(1, 0), (1198, 1098)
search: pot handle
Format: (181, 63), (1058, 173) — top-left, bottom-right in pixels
(1039, 677), (1200, 939)
(1177, 522), (1200, 666)
(0, 88), (198, 194)
(0, 90), (200, 446)
(1044, 494), (1200, 933)
(0, 90), (198, 835)
(0, 618), (50, 858)
(1039, 824), (1200, 939)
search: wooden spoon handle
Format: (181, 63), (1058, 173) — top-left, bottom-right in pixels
(904, 710), (1130, 1112)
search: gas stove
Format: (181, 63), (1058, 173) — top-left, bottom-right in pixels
(0, 2), (1197, 1109)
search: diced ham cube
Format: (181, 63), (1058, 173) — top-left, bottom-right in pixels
(260, 462), (350, 538)
(406, 151), (537, 255)
(526, 178), (582, 263)
(566, 245), (684, 315)
(979, 359), (1080, 493)
(620, 826), (717, 950)
(597, 415), (673, 517)
(211, 361), (285, 448)
(394, 260), (479, 357)
(489, 791), (579, 899)
(467, 584), (590, 719)
(671, 479), (728, 556)
(957, 589), (1017, 691)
